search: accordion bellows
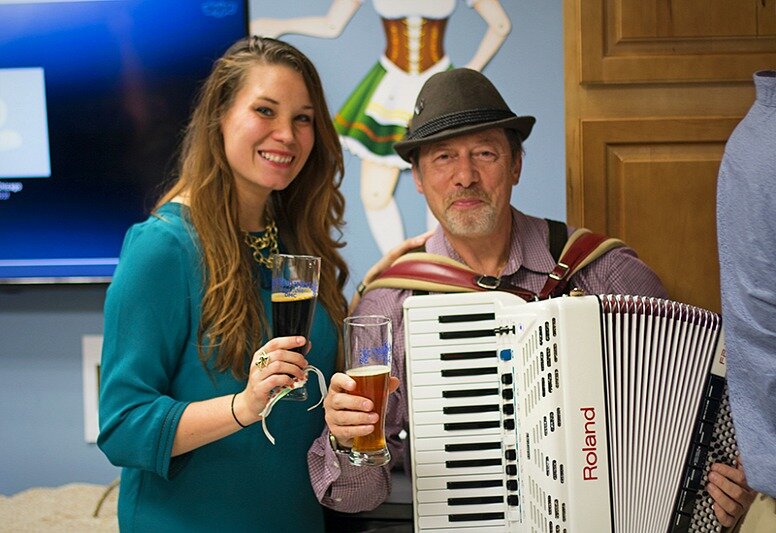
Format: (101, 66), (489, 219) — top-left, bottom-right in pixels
(404, 292), (736, 533)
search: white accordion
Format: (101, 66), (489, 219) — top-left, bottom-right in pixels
(404, 292), (736, 533)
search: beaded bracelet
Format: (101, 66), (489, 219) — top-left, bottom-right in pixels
(231, 392), (248, 429)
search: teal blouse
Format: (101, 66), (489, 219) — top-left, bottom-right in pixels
(98, 203), (337, 532)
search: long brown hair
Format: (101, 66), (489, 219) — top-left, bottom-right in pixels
(157, 36), (348, 378)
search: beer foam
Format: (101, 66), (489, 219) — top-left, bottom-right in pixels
(271, 287), (315, 302)
(346, 365), (390, 377)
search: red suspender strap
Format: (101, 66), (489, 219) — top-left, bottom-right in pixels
(538, 229), (625, 299)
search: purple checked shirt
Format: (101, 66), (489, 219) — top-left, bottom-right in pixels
(307, 208), (668, 512)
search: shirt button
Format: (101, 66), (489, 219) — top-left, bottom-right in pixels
(334, 498), (342, 502)
(332, 461), (340, 469)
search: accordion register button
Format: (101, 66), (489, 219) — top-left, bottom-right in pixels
(506, 464), (517, 476)
(499, 348), (512, 361)
(694, 419), (714, 447)
(502, 389), (513, 400)
(690, 444), (710, 469)
(501, 373), (512, 385)
(504, 418), (515, 430)
(502, 403), (514, 415)
(505, 449), (516, 461)
(507, 495), (519, 507)
(706, 375), (726, 400)
(506, 479), (518, 491)
(684, 467), (704, 490)
(677, 489), (699, 515)
(700, 397), (721, 422)
(673, 512), (693, 531)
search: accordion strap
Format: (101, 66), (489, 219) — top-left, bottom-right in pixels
(362, 229), (625, 300)
(538, 229), (625, 299)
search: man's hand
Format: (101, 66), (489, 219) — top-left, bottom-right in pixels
(324, 372), (400, 448)
(707, 460), (756, 527)
(349, 230), (433, 314)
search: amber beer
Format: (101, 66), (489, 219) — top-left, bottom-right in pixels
(348, 365), (390, 452)
(271, 287), (316, 352)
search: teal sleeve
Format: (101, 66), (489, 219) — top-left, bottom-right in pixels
(98, 219), (195, 480)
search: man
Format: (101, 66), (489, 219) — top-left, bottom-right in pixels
(308, 68), (753, 527)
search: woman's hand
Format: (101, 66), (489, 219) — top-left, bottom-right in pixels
(233, 336), (309, 424)
(349, 230), (433, 314)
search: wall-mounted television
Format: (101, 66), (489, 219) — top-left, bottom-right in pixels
(0, 0), (248, 283)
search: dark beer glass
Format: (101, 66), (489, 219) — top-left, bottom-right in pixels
(271, 254), (320, 401)
(344, 315), (392, 466)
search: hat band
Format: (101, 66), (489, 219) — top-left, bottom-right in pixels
(406, 109), (517, 141)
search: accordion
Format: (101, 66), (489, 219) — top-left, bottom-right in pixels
(404, 292), (736, 533)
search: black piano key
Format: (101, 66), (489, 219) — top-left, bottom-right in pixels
(447, 496), (503, 506)
(447, 479), (502, 490)
(443, 404), (500, 415)
(444, 420), (501, 431)
(501, 373), (513, 385)
(505, 449), (517, 461)
(444, 387), (499, 398)
(438, 312), (495, 323)
(445, 441), (501, 452)
(440, 350), (496, 361)
(449, 512), (504, 523)
(507, 495), (520, 507)
(503, 403), (514, 415)
(442, 367), (497, 378)
(440, 329), (495, 340)
(446, 458), (502, 469)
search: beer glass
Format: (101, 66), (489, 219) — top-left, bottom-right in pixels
(344, 315), (392, 466)
(271, 254), (320, 401)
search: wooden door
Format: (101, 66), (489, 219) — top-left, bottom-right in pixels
(565, 0), (776, 312)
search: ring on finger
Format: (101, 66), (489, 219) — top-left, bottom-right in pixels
(254, 349), (271, 369)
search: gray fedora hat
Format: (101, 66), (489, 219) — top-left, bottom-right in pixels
(394, 68), (536, 163)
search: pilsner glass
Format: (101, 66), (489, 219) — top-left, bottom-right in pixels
(344, 315), (392, 466)
(271, 254), (320, 401)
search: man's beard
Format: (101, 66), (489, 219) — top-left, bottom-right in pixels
(440, 190), (497, 238)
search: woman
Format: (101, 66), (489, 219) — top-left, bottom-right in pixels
(98, 36), (348, 532)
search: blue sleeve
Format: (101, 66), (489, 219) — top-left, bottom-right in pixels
(97, 220), (194, 479)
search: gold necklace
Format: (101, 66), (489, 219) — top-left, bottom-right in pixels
(243, 218), (279, 268)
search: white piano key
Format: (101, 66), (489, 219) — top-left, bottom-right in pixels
(416, 461), (504, 478)
(412, 434), (504, 452)
(412, 408), (501, 426)
(406, 302), (496, 322)
(415, 447), (502, 464)
(416, 485), (505, 503)
(410, 382), (502, 400)
(418, 512), (506, 530)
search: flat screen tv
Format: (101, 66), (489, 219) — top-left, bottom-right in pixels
(0, 0), (248, 283)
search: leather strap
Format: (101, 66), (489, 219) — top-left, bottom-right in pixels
(538, 229), (625, 298)
(367, 254), (538, 301)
